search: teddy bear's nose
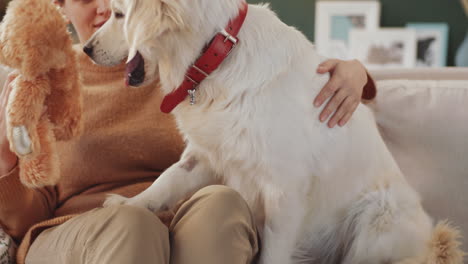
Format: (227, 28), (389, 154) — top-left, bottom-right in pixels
(83, 45), (94, 57)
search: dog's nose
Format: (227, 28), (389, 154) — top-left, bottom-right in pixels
(83, 45), (93, 57)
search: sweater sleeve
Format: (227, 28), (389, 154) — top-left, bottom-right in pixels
(0, 166), (56, 242)
(362, 71), (377, 102)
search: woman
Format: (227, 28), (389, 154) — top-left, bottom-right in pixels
(0, 0), (376, 263)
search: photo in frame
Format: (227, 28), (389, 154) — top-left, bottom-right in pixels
(314, 1), (380, 60)
(462, 0), (468, 15)
(348, 28), (417, 69)
(406, 23), (449, 67)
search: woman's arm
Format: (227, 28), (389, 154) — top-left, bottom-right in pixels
(314, 59), (376, 128)
(0, 168), (57, 241)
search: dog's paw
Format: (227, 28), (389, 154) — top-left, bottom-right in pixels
(103, 194), (129, 207)
(11, 125), (32, 156)
(103, 194), (166, 214)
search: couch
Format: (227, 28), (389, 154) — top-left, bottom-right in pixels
(370, 67), (468, 253)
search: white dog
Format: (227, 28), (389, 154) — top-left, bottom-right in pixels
(83, 0), (447, 263)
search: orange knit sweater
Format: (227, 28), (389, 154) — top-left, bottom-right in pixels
(0, 48), (376, 263)
(0, 48), (185, 263)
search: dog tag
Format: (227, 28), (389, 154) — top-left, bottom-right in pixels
(188, 89), (196, 105)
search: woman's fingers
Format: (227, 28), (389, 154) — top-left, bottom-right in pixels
(319, 88), (347, 123)
(316, 59), (339, 74)
(328, 97), (359, 128)
(314, 75), (342, 108)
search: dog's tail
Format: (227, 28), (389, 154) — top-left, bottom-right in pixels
(425, 221), (465, 264)
(397, 221), (465, 264)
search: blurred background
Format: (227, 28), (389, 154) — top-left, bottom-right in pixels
(246, 0), (467, 67)
(1, 0), (467, 66)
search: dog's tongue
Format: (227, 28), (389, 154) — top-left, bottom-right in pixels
(125, 51), (144, 86)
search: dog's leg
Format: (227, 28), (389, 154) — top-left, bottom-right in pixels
(104, 149), (216, 213)
(259, 193), (306, 264)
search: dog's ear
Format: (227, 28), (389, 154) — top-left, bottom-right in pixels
(160, 0), (185, 30)
(126, 0), (185, 34)
(125, 0), (186, 61)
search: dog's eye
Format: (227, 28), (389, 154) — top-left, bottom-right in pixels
(115, 12), (125, 19)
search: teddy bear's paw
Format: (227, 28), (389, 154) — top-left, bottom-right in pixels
(11, 125), (32, 156)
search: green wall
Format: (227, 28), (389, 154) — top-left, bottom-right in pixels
(247, 0), (468, 66)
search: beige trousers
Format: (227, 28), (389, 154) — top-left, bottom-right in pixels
(25, 185), (259, 264)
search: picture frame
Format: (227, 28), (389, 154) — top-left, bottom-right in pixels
(314, 1), (380, 60)
(462, 0), (468, 16)
(406, 23), (449, 67)
(348, 28), (417, 69)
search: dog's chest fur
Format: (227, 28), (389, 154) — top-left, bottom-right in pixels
(163, 4), (360, 208)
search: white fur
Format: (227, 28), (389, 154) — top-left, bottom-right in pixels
(11, 125), (31, 155)
(88, 1), (434, 263)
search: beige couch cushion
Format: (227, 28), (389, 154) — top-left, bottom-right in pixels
(370, 76), (468, 252)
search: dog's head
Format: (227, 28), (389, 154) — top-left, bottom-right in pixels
(83, 0), (185, 86)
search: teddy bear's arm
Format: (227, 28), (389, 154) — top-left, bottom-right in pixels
(6, 75), (51, 156)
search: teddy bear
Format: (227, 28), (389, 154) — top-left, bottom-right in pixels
(0, 0), (82, 188)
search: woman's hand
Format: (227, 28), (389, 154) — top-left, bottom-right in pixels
(0, 73), (19, 175)
(314, 59), (368, 128)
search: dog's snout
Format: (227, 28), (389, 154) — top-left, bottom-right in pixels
(83, 45), (94, 57)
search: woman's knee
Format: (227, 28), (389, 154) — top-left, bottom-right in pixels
(192, 185), (251, 213)
(87, 205), (170, 263)
(174, 185), (256, 235)
(170, 185), (259, 264)
(27, 205), (170, 264)
(98, 204), (167, 235)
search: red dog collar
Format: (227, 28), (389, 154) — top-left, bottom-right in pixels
(160, 2), (248, 114)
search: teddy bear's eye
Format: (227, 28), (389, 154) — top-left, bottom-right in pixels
(115, 12), (125, 19)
